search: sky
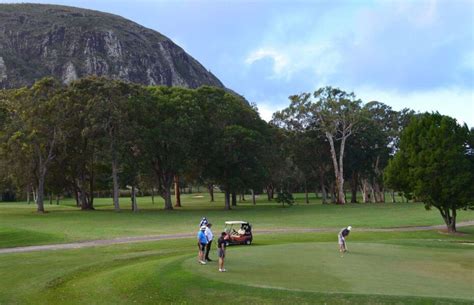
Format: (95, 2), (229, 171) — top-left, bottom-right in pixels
(2, 0), (473, 126)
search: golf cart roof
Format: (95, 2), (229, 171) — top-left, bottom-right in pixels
(225, 221), (249, 225)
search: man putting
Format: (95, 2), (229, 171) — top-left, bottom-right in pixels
(338, 225), (352, 255)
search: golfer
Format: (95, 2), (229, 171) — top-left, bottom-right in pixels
(199, 217), (208, 227)
(204, 223), (214, 262)
(217, 232), (228, 272)
(338, 225), (352, 254)
(197, 225), (208, 265)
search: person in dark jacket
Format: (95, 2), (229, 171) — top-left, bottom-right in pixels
(217, 232), (229, 272)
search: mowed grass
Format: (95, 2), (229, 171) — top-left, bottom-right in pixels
(1, 192), (474, 248)
(0, 231), (473, 305)
(187, 242), (474, 300)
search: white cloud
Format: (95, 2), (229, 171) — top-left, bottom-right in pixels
(356, 86), (474, 127)
(255, 100), (285, 122)
(245, 43), (340, 81)
(245, 48), (289, 77)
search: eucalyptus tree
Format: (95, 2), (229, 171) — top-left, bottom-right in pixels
(1, 78), (64, 212)
(385, 113), (474, 232)
(312, 87), (362, 204)
(273, 88), (361, 204)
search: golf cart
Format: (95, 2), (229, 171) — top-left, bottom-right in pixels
(224, 221), (253, 245)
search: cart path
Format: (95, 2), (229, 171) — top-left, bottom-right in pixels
(1, 220), (473, 254)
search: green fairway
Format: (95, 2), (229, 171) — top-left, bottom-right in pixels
(0, 231), (473, 305)
(1, 193), (474, 248)
(1, 195), (473, 304)
(186, 242), (474, 300)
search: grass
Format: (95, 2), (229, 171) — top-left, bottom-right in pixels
(187, 242), (473, 300)
(1, 193), (473, 304)
(0, 231), (472, 305)
(1, 192), (473, 248)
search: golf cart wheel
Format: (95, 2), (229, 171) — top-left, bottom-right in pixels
(246, 240), (252, 245)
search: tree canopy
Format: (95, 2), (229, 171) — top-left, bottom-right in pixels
(385, 113), (474, 232)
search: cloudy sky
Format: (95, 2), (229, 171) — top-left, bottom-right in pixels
(2, 0), (473, 126)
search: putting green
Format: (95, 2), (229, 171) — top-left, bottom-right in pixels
(185, 242), (474, 301)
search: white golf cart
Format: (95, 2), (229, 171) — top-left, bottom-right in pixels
(224, 220), (253, 245)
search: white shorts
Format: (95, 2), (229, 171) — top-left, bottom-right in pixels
(338, 234), (345, 245)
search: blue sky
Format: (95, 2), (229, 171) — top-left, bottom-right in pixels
(2, 0), (473, 126)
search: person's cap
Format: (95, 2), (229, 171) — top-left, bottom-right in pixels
(200, 225), (207, 230)
(348, 226), (352, 230)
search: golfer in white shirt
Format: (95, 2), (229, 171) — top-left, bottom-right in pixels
(204, 223), (214, 262)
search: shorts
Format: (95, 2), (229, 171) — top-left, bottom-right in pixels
(338, 234), (345, 245)
(217, 248), (225, 258)
(198, 243), (206, 251)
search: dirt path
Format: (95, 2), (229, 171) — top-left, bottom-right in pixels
(1, 221), (473, 255)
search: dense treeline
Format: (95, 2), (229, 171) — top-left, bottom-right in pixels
(0, 77), (269, 211)
(1, 77), (472, 231)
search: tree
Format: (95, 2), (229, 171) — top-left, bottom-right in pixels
(312, 87), (362, 204)
(2, 78), (64, 212)
(275, 190), (294, 207)
(196, 86), (269, 210)
(134, 86), (202, 210)
(385, 113), (474, 232)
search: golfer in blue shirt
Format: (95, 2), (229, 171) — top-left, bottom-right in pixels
(197, 225), (208, 264)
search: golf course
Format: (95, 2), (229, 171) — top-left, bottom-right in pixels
(1, 194), (473, 305)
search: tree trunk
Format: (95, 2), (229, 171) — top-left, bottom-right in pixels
(391, 191), (396, 203)
(89, 164), (95, 208)
(231, 192), (237, 206)
(33, 187), (38, 204)
(151, 188), (155, 205)
(79, 177), (94, 210)
(174, 175), (181, 207)
(49, 192), (53, 205)
(162, 186), (173, 210)
(360, 178), (370, 203)
(373, 181), (384, 203)
(56, 194), (60, 205)
(350, 172), (358, 203)
(329, 183), (336, 203)
(36, 175), (45, 213)
(224, 190), (231, 210)
(321, 186), (327, 204)
(320, 176), (327, 204)
(251, 189), (256, 205)
(241, 193), (246, 201)
(131, 185), (138, 212)
(27, 185), (31, 205)
(266, 184), (274, 201)
(208, 184), (214, 202)
(326, 133), (345, 204)
(437, 206), (456, 232)
(304, 180), (309, 204)
(112, 158), (120, 211)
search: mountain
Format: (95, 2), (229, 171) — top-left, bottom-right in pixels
(0, 4), (225, 89)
